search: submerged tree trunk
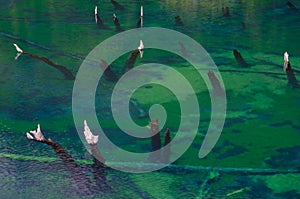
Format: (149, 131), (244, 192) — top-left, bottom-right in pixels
(26, 124), (107, 195)
(285, 61), (298, 88)
(233, 49), (248, 67)
(22, 52), (75, 80)
(163, 128), (171, 163)
(113, 14), (123, 32)
(122, 49), (140, 72)
(37, 139), (95, 195)
(111, 0), (125, 10)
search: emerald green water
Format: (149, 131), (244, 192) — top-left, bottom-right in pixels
(0, 0), (300, 198)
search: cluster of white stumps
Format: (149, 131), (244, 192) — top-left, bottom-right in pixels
(26, 118), (156, 144)
(26, 120), (99, 145)
(13, 40), (144, 59)
(95, 5), (143, 26)
(94, 5), (144, 57)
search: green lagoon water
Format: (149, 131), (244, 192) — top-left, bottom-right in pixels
(0, 0), (300, 198)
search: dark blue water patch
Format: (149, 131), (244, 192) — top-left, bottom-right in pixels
(276, 190), (300, 199)
(269, 120), (300, 132)
(213, 140), (248, 159)
(256, 111), (274, 120)
(231, 129), (241, 134)
(250, 110), (273, 121)
(101, 128), (154, 153)
(269, 120), (293, 127)
(94, 96), (147, 120)
(143, 85), (153, 89)
(223, 117), (245, 128)
(95, 105), (114, 119)
(264, 146), (300, 169)
(129, 99), (148, 119)
(236, 177), (275, 199)
(292, 125), (300, 132)
(211, 56), (233, 66)
(1, 95), (71, 120)
(140, 55), (187, 67)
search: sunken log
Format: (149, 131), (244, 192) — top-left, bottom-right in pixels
(233, 49), (248, 67)
(94, 6), (105, 28)
(136, 6), (143, 28)
(23, 52), (75, 80)
(147, 119), (162, 162)
(242, 22), (246, 30)
(286, 1), (297, 10)
(122, 49), (140, 72)
(13, 44), (75, 80)
(111, 0), (125, 10)
(122, 40), (144, 72)
(113, 14), (123, 32)
(164, 128), (171, 146)
(179, 42), (188, 57)
(175, 16), (184, 26)
(83, 120), (107, 188)
(26, 125), (95, 195)
(83, 120), (105, 164)
(163, 128), (171, 162)
(148, 119), (161, 151)
(26, 121), (110, 195)
(285, 62), (298, 88)
(283, 52), (298, 88)
(136, 18), (142, 28)
(222, 6), (230, 17)
(208, 70), (225, 96)
(100, 59), (117, 81)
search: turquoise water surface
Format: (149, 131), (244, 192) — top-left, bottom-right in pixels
(0, 0), (300, 198)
